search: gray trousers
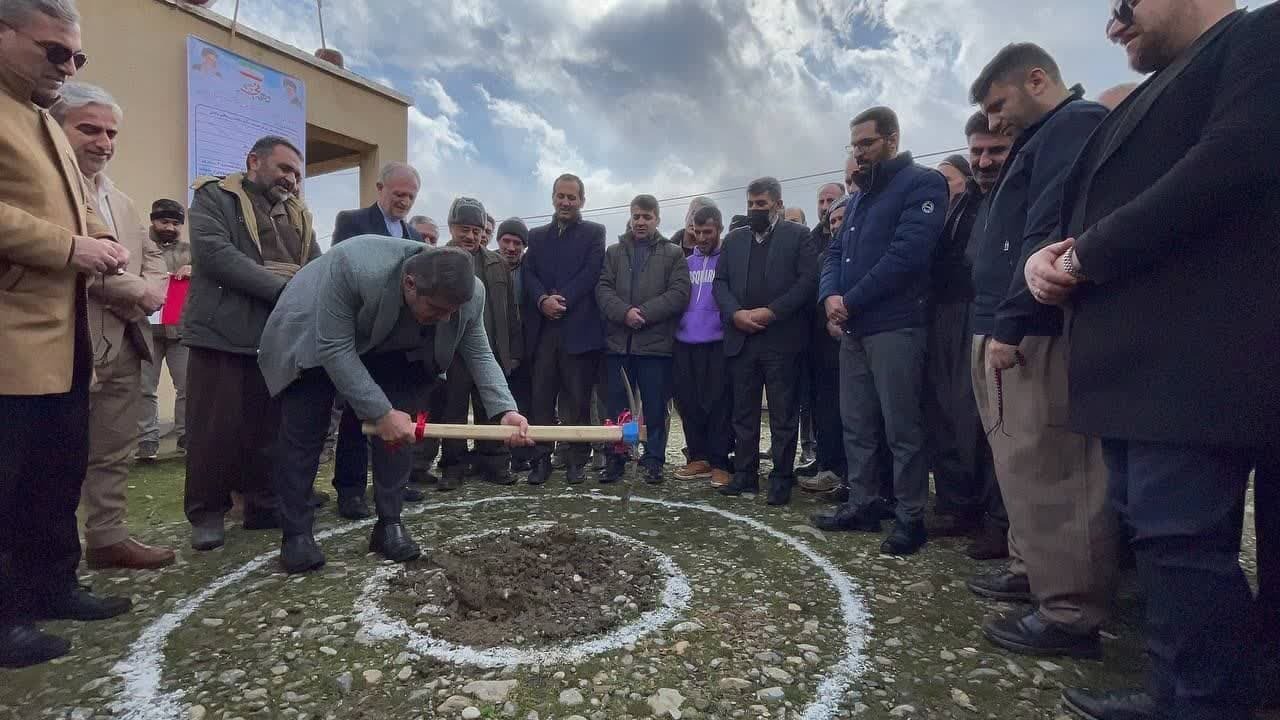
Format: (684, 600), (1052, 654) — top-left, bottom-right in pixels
(840, 327), (929, 524)
(139, 335), (188, 443)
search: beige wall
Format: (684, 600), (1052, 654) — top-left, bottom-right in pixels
(75, 0), (410, 423)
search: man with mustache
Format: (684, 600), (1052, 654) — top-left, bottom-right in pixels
(182, 135), (320, 552)
(137, 198), (191, 461)
(53, 81), (173, 571)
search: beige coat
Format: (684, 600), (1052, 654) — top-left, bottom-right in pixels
(84, 174), (167, 366)
(0, 63), (111, 395)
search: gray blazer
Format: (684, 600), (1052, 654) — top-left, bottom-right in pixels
(258, 236), (517, 422)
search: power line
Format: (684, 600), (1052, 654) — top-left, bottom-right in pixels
(516, 146), (967, 222)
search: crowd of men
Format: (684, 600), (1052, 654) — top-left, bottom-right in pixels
(2, 0), (1278, 718)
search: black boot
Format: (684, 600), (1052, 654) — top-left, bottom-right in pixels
(766, 477), (793, 506)
(641, 459), (664, 485)
(600, 454), (627, 484)
(438, 464), (464, 491)
(370, 521), (421, 563)
(30, 585), (131, 621)
(527, 456), (551, 486)
(810, 503), (882, 532)
(983, 609), (1102, 659)
(337, 493), (372, 520)
(481, 456), (516, 486)
(1061, 688), (1154, 720)
(880, 519), (927, 555)
(719, 472), (759, 497)
(0, 624), (70, 668)
(966, 571), (1032, 603)
(566, 462), (586, 485)
(280, 535), (326, 575)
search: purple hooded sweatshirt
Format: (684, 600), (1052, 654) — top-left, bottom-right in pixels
(675, 244), (723, 344)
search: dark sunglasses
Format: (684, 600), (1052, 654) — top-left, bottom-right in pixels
(1109, 0), (1137, 32)
(2, 22), (88, 69)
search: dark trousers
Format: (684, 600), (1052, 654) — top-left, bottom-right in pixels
(0, 302), (91, 618)
(275, 353), (435, 538)
(604, 354), (673, 466)
(440, 352), (508, 469)
(531, 324), (600, 465)
(335, 386), (444, 494)
(1256, 451), (1279, 622)
(729, 340), (800, 480)
(1105, 438), (1256, 720)
(924, 301), (996, 519)
(184, 347), (278, 527)
(507, 363), (534, 464)
(673, 341), (731, 471)
(809, 335), (847, 476)
(797, 354), (815, 456)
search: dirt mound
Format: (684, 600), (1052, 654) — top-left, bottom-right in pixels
(384, 524), (663, 647)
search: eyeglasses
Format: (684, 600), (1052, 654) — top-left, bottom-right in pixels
(1, 22), (88, 69)
(844, 135), (890, 154)
(1108, 0), (1137, 33)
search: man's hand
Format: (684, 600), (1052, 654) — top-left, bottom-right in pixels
(732, 309), (766, 334)
(624, 307), (646, 329)
(1025, 238), (1080, 306)
(824, 295), (849, 324)
(826, 320), (843, 339)
(70, 235), (129, 275)
(373, 410), (417, 446)
(747, 308), (776, 327)
(986, 340), (1023, 372)
(174, 265), (192, 280)
(138, 283), (165, 314)
(500, 411), (534, 448)
(539, 294), (567, 320)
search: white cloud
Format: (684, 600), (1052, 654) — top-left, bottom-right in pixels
(418, 78), (461, 117)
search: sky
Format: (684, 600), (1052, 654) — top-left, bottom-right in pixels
(200, 0), (1161, 249)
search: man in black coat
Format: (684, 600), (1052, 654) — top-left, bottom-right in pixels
(1021, 3), (1280, 718)
(522, 174), (608, 486)
(329, 162), (426, 518)
(712, 177), (817, 506)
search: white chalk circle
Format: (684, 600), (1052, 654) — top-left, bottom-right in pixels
(353, 523), (692, 667)
(111, 495), (869, 720)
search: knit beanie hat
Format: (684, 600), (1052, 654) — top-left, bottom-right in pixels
(496, 217), (529, 245)
(447, 196), (487, 228)
(150, 198), (185, 223)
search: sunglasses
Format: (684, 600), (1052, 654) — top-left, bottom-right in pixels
(3, 22), (88, 69)
(1109, 0), (1137, 32)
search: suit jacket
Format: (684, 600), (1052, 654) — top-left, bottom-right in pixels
(84, 174), (167, 366)
(713, 219), (817, 357)
(522, 218), (607, 355)
(258, 236), (517, 424)
(0, 63), (112, 395)
(448, 242), (523, 373)
(332, 203), (422, 244)
(1063, 5), (1280, 447)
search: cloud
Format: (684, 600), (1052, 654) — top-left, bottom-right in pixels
(418, 78), (461, 117)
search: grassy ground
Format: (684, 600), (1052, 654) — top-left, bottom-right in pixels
(0, 425), (1268, 720)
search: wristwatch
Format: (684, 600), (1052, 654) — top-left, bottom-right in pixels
(1062, 248), (1087, 281)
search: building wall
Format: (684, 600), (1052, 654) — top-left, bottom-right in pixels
(75, 0), (410, 426)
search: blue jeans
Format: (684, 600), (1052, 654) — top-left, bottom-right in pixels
(1104, 438), (1256, 720)
(604, 354), (672, 466)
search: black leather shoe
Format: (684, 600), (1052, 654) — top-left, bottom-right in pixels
(527, 457), (551, 486)
(795, 459), (821, 478)
(409, 468), (438, 485)
(810, 503), (882, 532)
(308, 490), (330, 509)
(280, 535), (326, 575)
(370, 521), (421, 563)
(566, 462), (586, 485)
(242, 507), (281, 531)
(600, 455), (627, 484)
(967, 571), (1032, 603)
(880, 519), (927, 555)
(31, 586), (131, 622)
(719, 473), (760, 497)
(337, 494), (372, 520)
(437, 465), (464, 492)
(966, 524), (1010, 560)
(983, 609), (1102, 659)
(641, 460), (664, 485)
(0, 624), (70, 668)
(484, 463), (516, 486)
(1061, 688), (1155, 720)
(402, 486), (425, 502)
(766, 477), (793, 506)
(509, 458), (532, 473)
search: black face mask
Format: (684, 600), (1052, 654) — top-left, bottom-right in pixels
(154, 229), (180, 243)
(747, 209), (772, 233)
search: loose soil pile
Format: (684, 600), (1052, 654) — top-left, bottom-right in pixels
(384, 524), (663, 647)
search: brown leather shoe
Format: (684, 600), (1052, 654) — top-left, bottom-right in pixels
(709, 469), (732, 488)
(674, 461), (712, 480)
(86, 538), (177, 570)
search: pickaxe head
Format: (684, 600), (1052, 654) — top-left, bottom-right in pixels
(620, 367), (644, 427)
(615, 368), (646, 447)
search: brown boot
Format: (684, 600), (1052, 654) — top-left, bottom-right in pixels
(86, 538), (177, 570)
(709, 468), (732, 488)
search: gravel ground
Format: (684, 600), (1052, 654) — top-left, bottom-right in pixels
(0, 420), (1266, 720)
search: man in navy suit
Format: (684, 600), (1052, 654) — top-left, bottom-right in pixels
(329, 162), (426, 518)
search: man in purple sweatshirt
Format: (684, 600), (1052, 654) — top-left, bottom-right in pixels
(672, 206), (732, 488)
